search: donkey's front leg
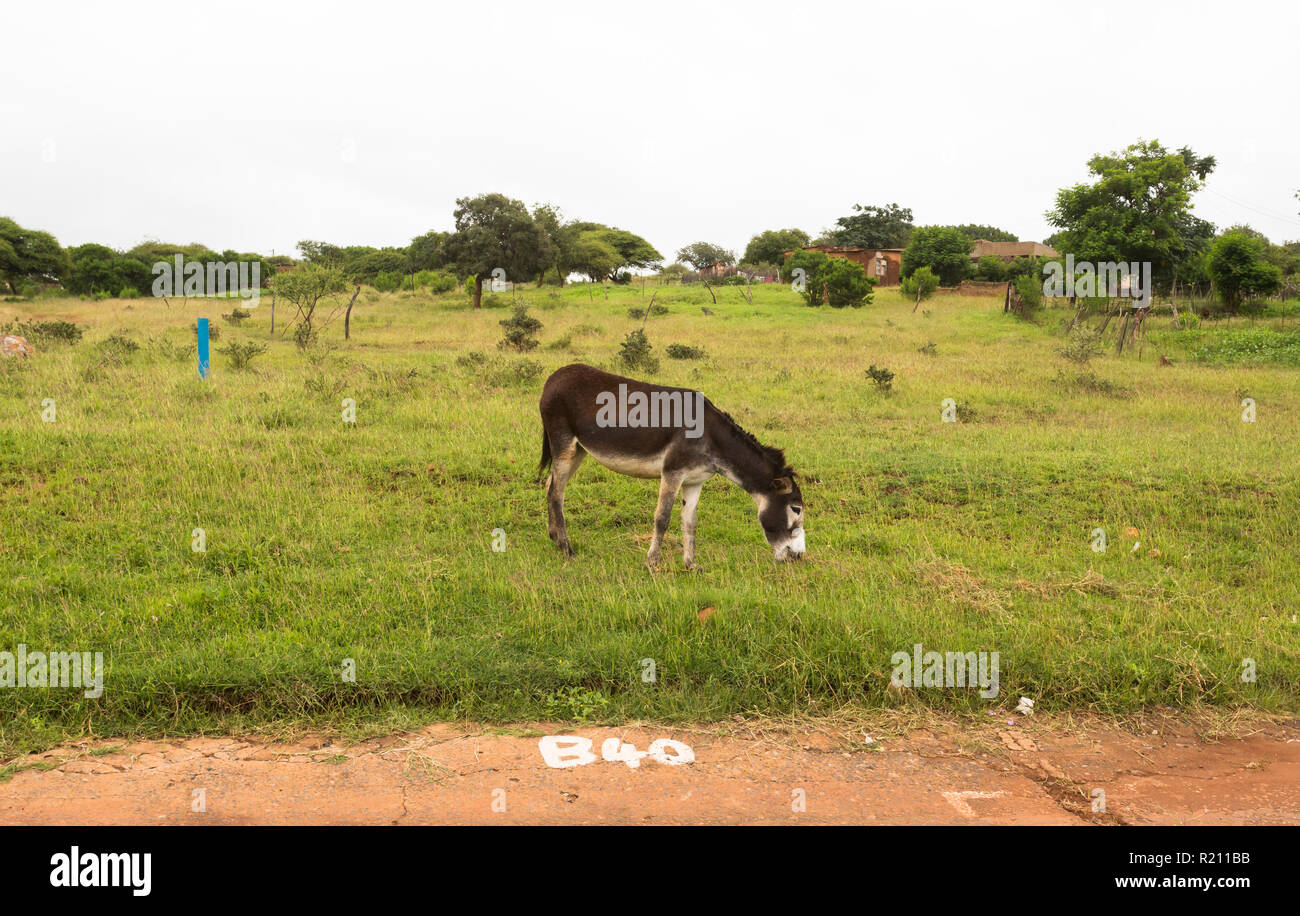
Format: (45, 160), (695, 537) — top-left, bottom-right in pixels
(646, 474), (682, 569)
(679, 481), (704, 570)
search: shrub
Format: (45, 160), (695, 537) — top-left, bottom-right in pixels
(866, 364), (894, 392)
(900, 266), (940, 303)
(218, 340), (268, 370)
(619, 328), (659, 373)
(627, 305), (668, 319)
(498, 304), (543, 352)
(222, 308), (252, 325)
(95, 334), (140, 363)
(665, 343), (707, 360)
(374, 271), (403, 292)
(190, 321), (221, 340)
(783, 250), (875, 308)
(918, 341), (938, 355)
(3, 320), (82, 343)
(1058, 326), (1105, 365)
(1008, 275), (1043, 319)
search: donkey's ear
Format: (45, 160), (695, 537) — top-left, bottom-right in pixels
(772, 476), (793, 494)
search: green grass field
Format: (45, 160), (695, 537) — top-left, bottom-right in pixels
(2, 281), (1297, 758)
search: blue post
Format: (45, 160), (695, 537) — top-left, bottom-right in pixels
(197, 317), (210, 379)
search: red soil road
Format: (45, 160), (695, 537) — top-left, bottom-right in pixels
(1, 717), (1297, 825)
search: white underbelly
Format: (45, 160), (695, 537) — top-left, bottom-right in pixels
(580, 441), (665, 479)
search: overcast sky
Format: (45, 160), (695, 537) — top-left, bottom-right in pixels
(3, 0), (1298, 263)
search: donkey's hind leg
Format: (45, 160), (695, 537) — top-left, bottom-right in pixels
(546, 438), (585, 557)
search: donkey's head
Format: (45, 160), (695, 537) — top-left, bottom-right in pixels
(755, 472), (804, 561)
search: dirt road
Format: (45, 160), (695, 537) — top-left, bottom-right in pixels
(2, 715), (1297, 825)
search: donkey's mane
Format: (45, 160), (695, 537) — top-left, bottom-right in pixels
(712, 406), (793, 476)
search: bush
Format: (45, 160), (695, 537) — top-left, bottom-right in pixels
(1058, 326), (1105, 365)
(190, 321), (221, 340)
(218, 340), (268, 370)
(900, 266), (940, 303)
(783, 250), (875, 308)
(619, 328), (659, 373)
(627, 305), (668, 319)
(665, 343), (707, 359)
(498, 304), (542, 352)
(2, 320), (82, 343)
(94, 334), (140, 363)
(414, 270), (456, 293)
(866, 364), (894, 392)
(222, 308), (252, 325)
(1008, 275), (1043, 319)
(374, 271), (403, 292)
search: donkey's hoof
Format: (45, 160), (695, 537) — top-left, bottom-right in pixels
(684, 559), (701, 572)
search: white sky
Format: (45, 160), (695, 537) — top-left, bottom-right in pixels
(3, 0), (1298, 262)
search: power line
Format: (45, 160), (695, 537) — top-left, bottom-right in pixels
(1202, 186), (1300, 229)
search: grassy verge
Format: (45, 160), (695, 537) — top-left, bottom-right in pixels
(1, 282), (1297, 757)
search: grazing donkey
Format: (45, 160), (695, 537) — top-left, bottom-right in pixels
(538, 363), (805, 567)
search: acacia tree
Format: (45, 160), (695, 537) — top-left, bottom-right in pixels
(443, 194), (547, 308)
(270, 263), (348, 346)
(568, 222), (661, 279)
(675, 242), (735, 271)
(570, 233), (622, 283)
(0, 217), (66, 294)
(1046, 140), (1217, 290)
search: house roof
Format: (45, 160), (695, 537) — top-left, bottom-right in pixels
(970, 240), (1058, 259)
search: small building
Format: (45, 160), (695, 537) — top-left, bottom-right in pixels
(969, 240), (1058, 262)
(786, 246), (904, 286)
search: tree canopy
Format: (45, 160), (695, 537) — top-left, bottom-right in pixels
(1045, 140), (1217, 290)
(743, 228), (810, 266)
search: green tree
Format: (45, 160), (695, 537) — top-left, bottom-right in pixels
(948, 224), (1018, 242)
(743, 228), (810, 266)
(270, 263), (348, 345)
(569, 222), (662, 277)
(782, 249), (875, 308)
(0, 217), (67, 293)
(408, 231), (449, 272)
(1045, 140), (1217, 290)
(443, 193), (547, 308)
(570, 232), (623, 283)
(64, 244), (151, 297)
(532, 204), (579, 284)
(347, 248), (411, 284)
(902, 226), (973, 285)
(675, 241), (736, 271)
(1207, 232), (1282, 311)
(826, 203), (913, 248)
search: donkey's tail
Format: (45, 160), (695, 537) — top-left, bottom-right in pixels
(537, 429), (552, 482)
